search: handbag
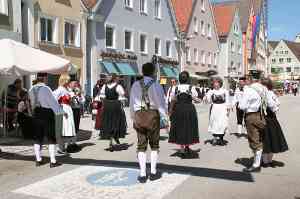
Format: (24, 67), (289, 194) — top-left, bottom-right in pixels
(134, 79), (159, 131)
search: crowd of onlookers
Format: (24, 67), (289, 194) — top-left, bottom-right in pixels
(284, 82), (299, 96)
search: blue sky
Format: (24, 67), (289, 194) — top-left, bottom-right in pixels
(211, 0), (300, 41)
(268, 0), (300, 41)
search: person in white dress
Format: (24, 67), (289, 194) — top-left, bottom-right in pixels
(205, 77), (230, 146)
(53, 74), (76, 154)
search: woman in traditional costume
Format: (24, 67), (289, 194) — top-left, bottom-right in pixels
(205, 77), (230, 146)
(261, 78), (288, 167)
(168, 71), (200, 155)
(100, 74), (127, 151)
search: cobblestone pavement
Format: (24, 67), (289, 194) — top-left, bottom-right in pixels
(0, 97), (299, 199)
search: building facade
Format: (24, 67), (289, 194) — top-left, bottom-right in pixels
(0, 0), (22, 41)
(269, 39), (300, 81)
(32, 0), (87, 89)
(172, 0), (219, 80)
(85, 0), (179, 96)
(213, 3), (243, 87)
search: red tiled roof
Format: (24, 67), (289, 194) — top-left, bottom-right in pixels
(213, 4), (236, 38)
(81, 0), (98, 9)
(171, 0), (193, 32)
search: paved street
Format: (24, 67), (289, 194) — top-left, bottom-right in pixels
(0, 95), (299, 199)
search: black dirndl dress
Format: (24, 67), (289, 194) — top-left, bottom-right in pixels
(263, 108), (288, 153)
(169, 88), (199, 146)
(33, 107), (56, 144)
(100, 85), (127, 139)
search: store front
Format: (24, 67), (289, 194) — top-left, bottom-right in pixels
(98, 58), (139, 106)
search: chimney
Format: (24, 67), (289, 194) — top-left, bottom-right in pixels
(295, 33), (300, 43)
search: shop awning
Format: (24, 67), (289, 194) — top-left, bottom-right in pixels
(161, 65), (177, 78)
(115, 62), (137, 76)
(171, 66), (179, 77)
(100, 61), (119, 74)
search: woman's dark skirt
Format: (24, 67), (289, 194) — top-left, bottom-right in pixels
(100, 100), (127, 139)
(263, 111), (288, 153)
(72, 108), (81, 134)
(33, 107), (56, 144)
(169, 102), (199, 145)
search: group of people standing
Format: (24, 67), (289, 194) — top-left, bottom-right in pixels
(234, 73), (288, 172)
(16, 73), (83, 168)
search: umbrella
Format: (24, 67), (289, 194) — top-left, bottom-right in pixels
(0, 39), (70, 76)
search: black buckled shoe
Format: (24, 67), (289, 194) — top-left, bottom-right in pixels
(36, 160), (45, 167)
(243, 166), (261, 173)
(149, 172), (162, 181)
(50, 162), (62, 168)
(137, 176), (147, 183)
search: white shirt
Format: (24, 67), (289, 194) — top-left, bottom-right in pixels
(129, 76), (167, 119)
(233, 87), (244, 105)
(205, 88), (230, 106)
(100, 83), (125, 100)
(166, 85), (177, 103)
(239, 83), (268, 113)
(267, 90), (280, 113)
(169, 84), (198, 100)
(29, 83), (63, 114)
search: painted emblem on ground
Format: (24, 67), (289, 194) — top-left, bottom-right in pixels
(86, 168), (139, 187)
(14, 165), (190, 199)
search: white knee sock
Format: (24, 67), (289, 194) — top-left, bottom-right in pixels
(48, 144), (57, 164)
(253, 150), (263, 168)
(34, 144), (42, 162)
(237, 125), (243, 134)
(138, 152), (147, 177)
(151, 151), (158, 174)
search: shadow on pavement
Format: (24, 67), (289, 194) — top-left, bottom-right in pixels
(0, 152), (254, 183)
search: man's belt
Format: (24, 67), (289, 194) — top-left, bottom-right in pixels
(245, 111), (260, 116)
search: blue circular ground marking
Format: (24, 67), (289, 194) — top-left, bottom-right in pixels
(86, 169), (139, 187)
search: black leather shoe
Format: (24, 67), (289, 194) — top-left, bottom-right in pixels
(243, 166), (261, 173)
(261, 163), (271, 168)
(50, 162), (62, 168)
(137, 176), (147, 183)
(149, 172), (162, 181)
(36, 160), (44, 167)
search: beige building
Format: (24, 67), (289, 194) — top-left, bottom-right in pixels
(269, 38), (300, 81)
(32, 0), (87, 89)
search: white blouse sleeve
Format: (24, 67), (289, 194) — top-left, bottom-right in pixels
(204, 90), (213, 103)
(191, 87), (198, 98)
(100, 85), (106, 99)
(116, 85), (125, 97)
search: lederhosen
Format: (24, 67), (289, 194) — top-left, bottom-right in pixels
(135, 80), (160, 152)
(244, 87), (266, 151)
(32, 86), (56, 144)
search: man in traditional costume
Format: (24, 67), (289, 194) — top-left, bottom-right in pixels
(29, 73), (64, 168)
(130, 63), (168, 183)
(239, 71), (268, 172)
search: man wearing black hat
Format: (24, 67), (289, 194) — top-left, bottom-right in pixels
(239, 70), (268, 172)
(29, 73), (64, 168)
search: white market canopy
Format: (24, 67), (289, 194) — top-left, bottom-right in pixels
(0, 39), (71, 76)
